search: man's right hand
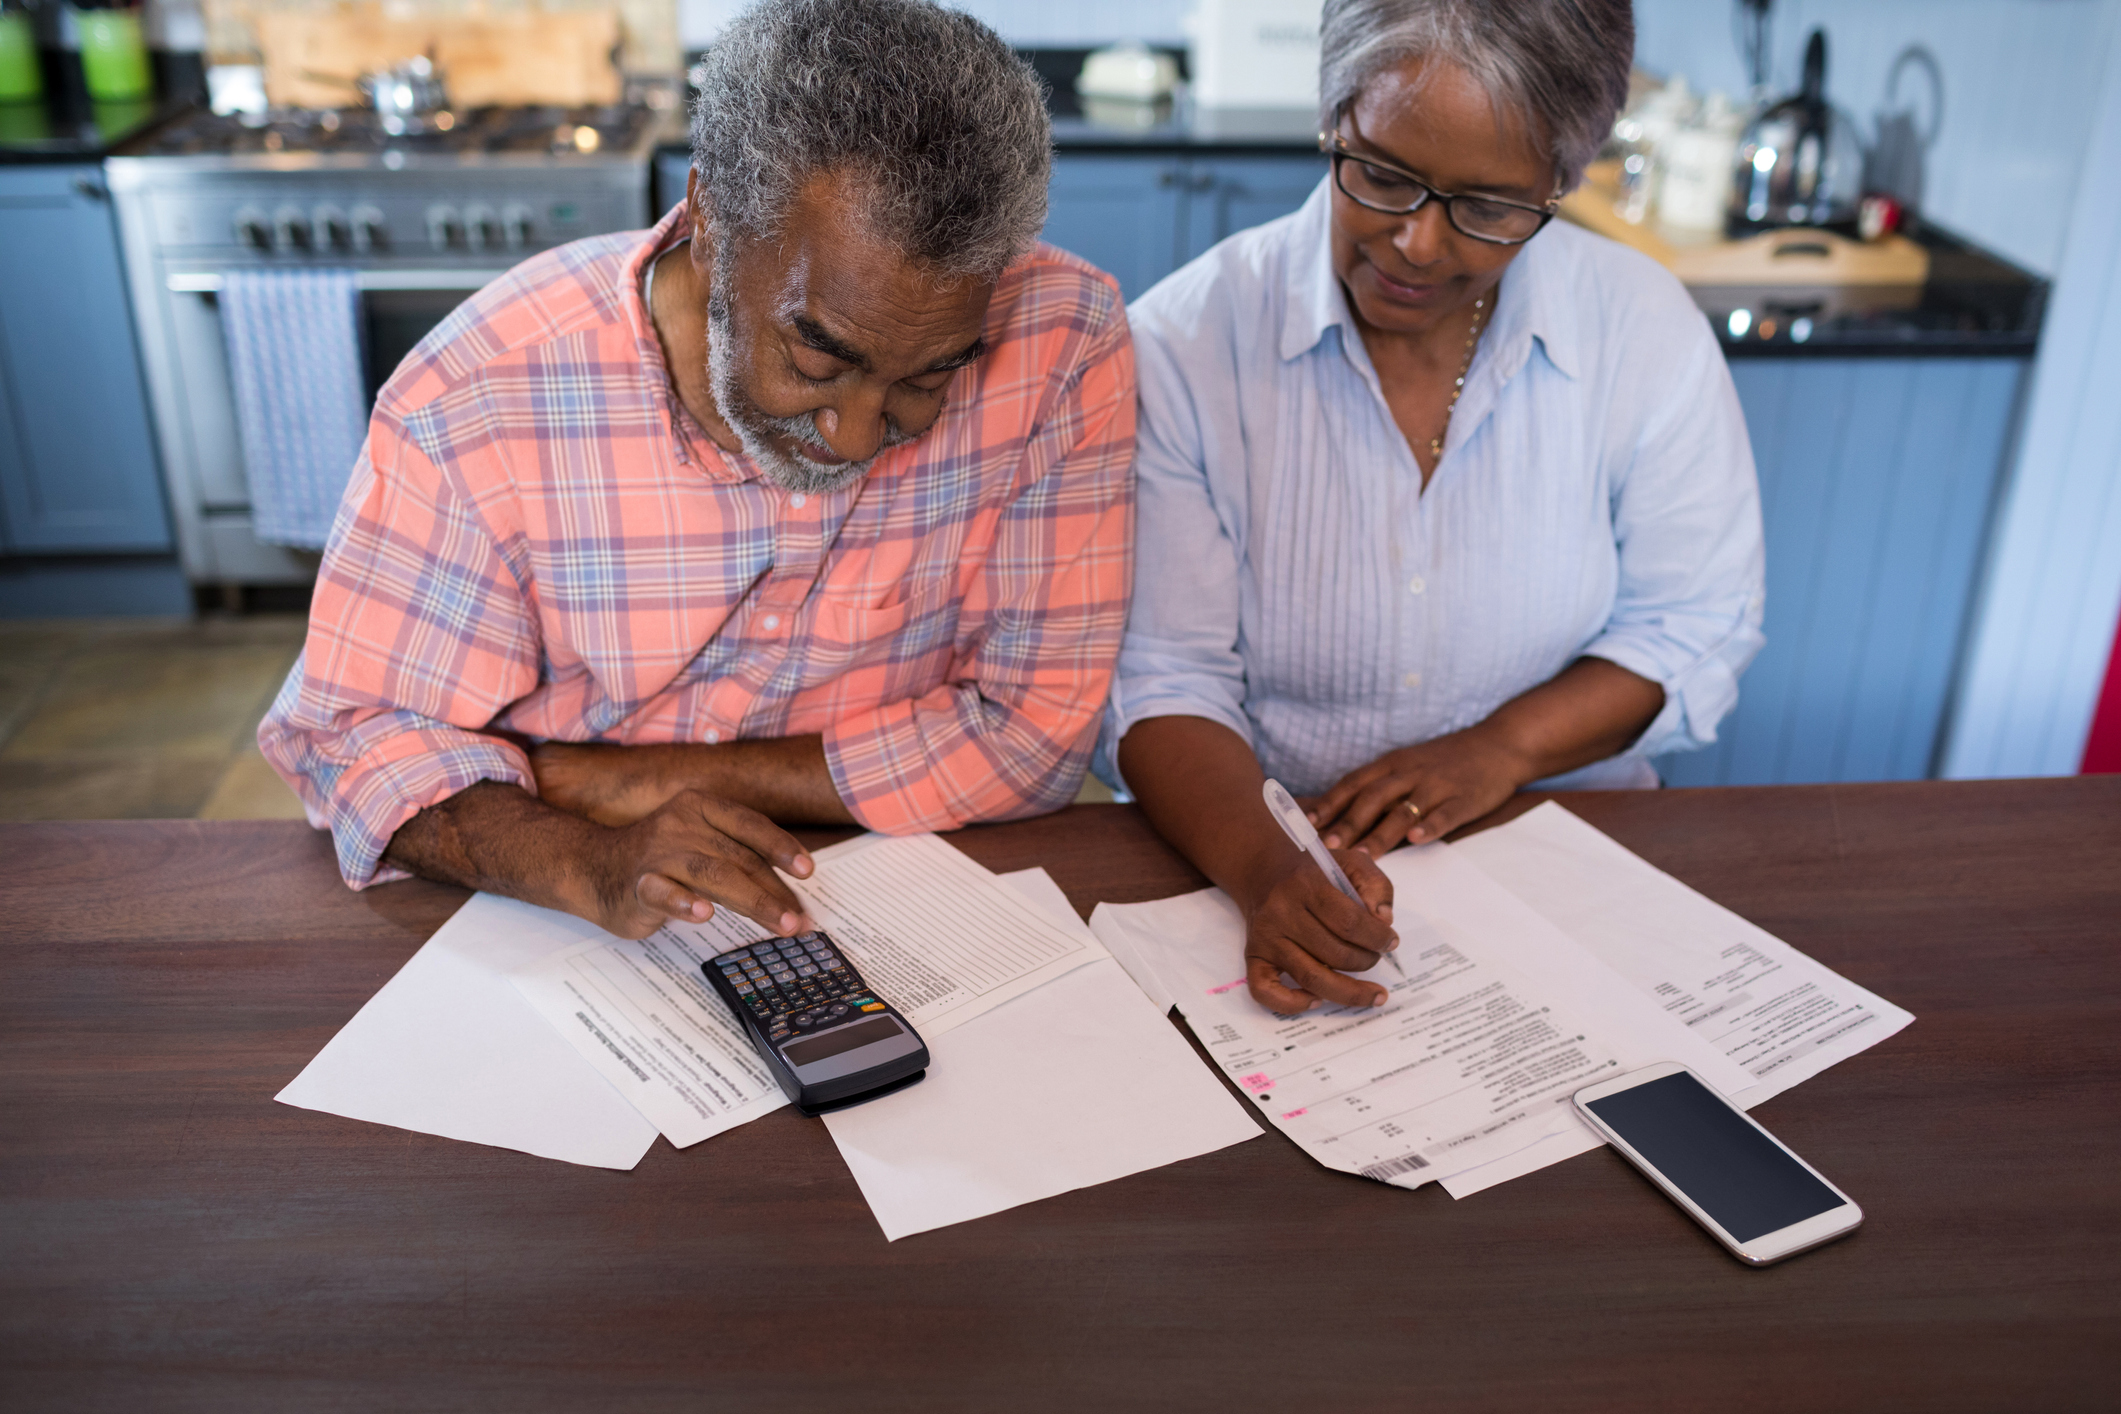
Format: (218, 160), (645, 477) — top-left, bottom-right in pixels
(1237, 847), (1398, 1013)
(575, 787), (818, 940)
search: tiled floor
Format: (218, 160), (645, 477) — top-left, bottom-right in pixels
(0, 615), (310, 821)
(0, 613), (1116, 821)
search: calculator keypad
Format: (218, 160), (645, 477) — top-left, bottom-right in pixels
(712, 931), (885, 1045)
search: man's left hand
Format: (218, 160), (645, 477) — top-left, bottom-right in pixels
(532, 741), (685, 827)
(1306, 728), (1530, 857)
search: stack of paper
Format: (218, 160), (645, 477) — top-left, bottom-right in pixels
(1440, 802), (1915, 1196)
(274, 892), (660, 1169)
(277, 800), (1908, 1226)
(509, 831), (1119, 1147)
(821, 868), (1260, 1240)
(1091, 802), (1912, 1199)
(278, 833), (1259, 1239)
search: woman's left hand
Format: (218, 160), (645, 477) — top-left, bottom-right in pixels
(1306, 727), (1531, 856)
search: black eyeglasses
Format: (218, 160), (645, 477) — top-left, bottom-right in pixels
(1320, 134), (1558, 246)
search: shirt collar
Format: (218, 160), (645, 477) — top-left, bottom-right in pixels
(1279, 178), (1580, 382)
(1279, 179), (1348, 363)
(626, 203), (754, 482)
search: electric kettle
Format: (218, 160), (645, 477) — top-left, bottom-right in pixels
(1727, 29), (1865, 234)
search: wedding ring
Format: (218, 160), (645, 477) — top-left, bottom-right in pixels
(1401, 799), (1424, 820)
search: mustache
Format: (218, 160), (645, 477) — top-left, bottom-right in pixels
(755, 408), (917, 458)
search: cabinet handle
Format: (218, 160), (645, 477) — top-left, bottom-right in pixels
(72, 177), (109, 202)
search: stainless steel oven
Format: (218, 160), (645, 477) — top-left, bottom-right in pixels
(106, 101), (673, 587)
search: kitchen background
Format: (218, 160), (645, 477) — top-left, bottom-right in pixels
(1, 0), (2116, 824)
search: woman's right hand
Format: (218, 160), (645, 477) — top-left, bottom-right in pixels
(1238, 847), (1399, 1013)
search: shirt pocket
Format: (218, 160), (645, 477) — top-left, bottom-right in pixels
(802, 579), (959, 681)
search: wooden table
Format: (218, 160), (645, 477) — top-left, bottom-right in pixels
(4, 779), (2118, 1411)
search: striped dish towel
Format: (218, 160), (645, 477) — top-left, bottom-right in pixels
(219, 268), (368, 550)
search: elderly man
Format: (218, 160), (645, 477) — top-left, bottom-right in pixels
(261, 0), (1135, 940)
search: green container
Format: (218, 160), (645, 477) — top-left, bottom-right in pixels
(76, 7), (152, 103)
(0, 12), (43, 103)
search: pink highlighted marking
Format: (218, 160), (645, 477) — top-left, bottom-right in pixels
(1281, 1107), (1309, 1119)
(1239, 1072), (1274, 1092)
(1209, 977), (1250, 995)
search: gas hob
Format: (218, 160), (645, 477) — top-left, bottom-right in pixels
(128, 102), (663, 168)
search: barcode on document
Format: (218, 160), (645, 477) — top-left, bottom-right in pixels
(1359, 1154), (1431, 1181)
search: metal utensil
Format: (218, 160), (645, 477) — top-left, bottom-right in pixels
(1727, 28), (1866, 235)
(359, 56), (450, 136)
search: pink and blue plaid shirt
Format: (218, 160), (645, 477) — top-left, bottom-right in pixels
(261, 206), (1136, 888)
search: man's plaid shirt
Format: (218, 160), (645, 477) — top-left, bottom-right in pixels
(262, 206), (1136, 888)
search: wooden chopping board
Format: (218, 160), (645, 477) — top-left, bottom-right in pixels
(254, 4), (623, 110)
(1561, 161), (1928, 287)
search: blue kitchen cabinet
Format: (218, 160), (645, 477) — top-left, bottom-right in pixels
(1179, 154), (1328, 265)
(1043, 155), (1185, 303)
(1044, 152), (1325, 303)
(1657, 356), (2026, 786)
(0, 164), (171, 554)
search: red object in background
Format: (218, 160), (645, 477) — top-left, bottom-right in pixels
(2083, 614), (2121, 773)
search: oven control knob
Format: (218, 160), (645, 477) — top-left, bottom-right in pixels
(426, 204), (464, 251)
(312, 205), (351, 251)
(465, 204), (502, 251)
(351, 205), (387, 253)
(502, 203), (533, 249)
(273, 206), (311, 252)
(234, 207), (272, 251)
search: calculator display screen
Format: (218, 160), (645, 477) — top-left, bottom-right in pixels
(783, 1016), (904, 1067)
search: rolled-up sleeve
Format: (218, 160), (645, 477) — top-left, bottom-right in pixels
(1581, 315), (1765, 760)
(258, 412), (540, 889)
(823, 307), (1137, 832)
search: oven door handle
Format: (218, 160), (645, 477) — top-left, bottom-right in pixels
(167, 271), (508, 294)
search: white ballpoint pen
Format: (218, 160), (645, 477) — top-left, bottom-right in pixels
(1261, 778), (1405, 983)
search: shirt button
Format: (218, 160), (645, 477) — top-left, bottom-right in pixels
(1407, 575), (1426, 595)
(704, 729), (721, 744)
(762, 614), (780, 630)
(791, 493), (807, 508)
(1402, 672), (1423, 688)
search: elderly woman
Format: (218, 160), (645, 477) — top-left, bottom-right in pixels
(1101, 0), (1764, 1013)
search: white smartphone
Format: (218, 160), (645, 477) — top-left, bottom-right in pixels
(1573, 1062), (1863, 1266)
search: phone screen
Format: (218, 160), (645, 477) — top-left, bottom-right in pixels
(1586, 1071), (1843, 1242)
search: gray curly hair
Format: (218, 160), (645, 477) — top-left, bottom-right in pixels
(689, 0), (1052, 280)
(1320, 0), (1634, 191)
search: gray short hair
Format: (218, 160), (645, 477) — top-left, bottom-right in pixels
(1320, 0), (1634, 191)
(689, 0), (1052, 279)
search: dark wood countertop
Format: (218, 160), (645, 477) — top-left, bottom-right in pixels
(2, 777), (2116, 1410)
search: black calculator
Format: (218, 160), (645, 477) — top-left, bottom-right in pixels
(701, 930), (929, 1116)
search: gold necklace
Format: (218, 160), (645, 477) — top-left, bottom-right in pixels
(1428, 296), (1488, 463)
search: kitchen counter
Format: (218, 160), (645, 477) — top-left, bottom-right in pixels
(1560, 161), (2045, 358)
(0, 52), (191, 165)
(0, 95), (183, 163)
(1023, 47), (1320, 153)
(660, 46), (1321, 167)
(1686, 225), (2047, 358)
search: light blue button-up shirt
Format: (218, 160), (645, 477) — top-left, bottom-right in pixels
(1098, 179), (1765, 795)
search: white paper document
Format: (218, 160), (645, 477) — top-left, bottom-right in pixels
(1440, 803), (1917, 1197)
(276, 892), (659, 1169)
(1090, 844), (1752, 1190)
(1095, 899), (1180, 1014)
(513, 832), (1111, 1148)
(822, 869), (1260, 1240)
